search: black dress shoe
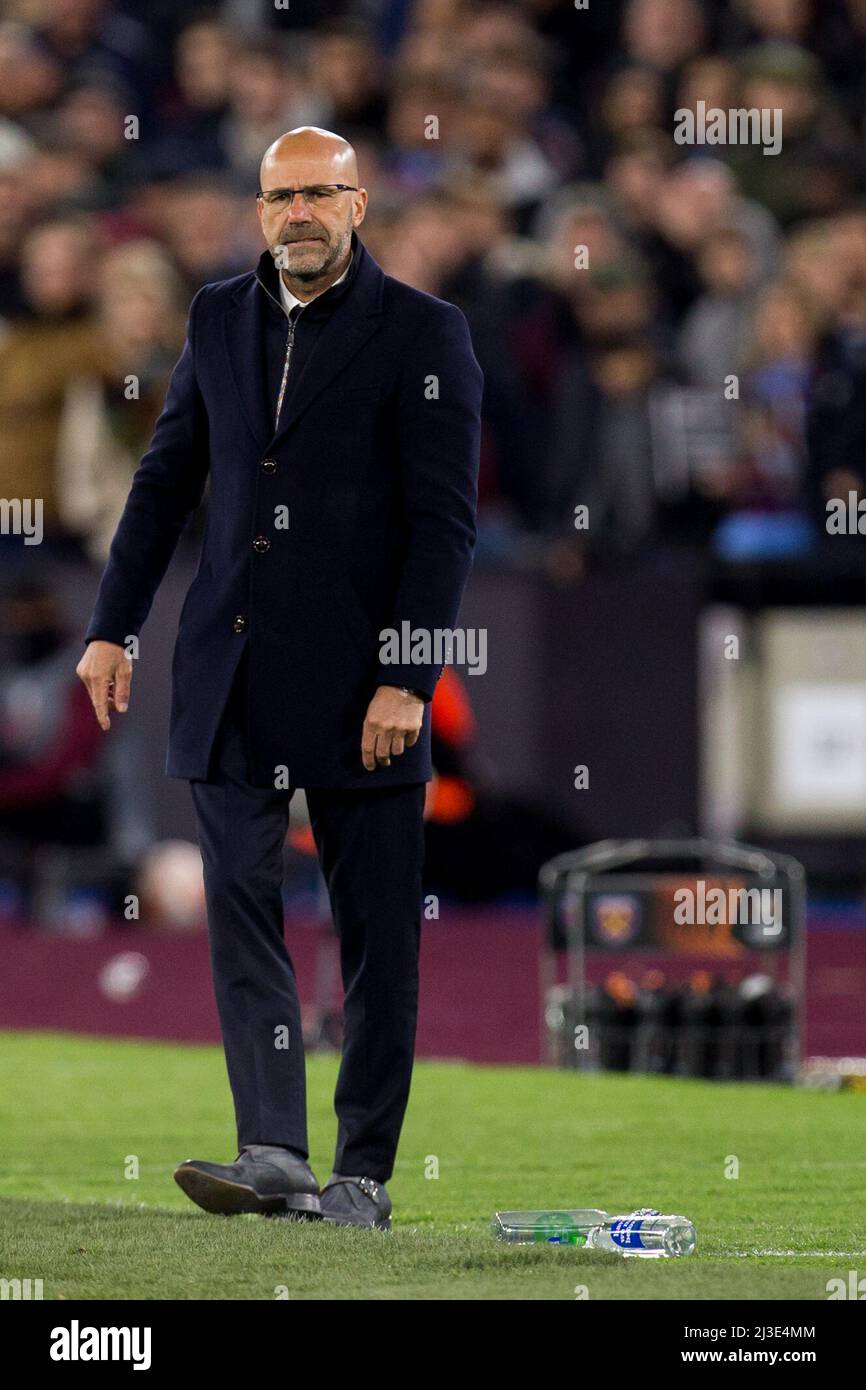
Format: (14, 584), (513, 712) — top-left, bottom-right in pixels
(174, 1144), (322, 1218)
(320, 1174), (392, 1230)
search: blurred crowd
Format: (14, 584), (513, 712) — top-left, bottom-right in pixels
(3, 0), (866, 916)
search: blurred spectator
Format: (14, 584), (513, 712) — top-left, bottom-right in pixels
(155, 14), (232, 158)
(605, 128), (676, 239)
(589, 65), (667, 173)
(26, 0), (157, 111)
(460, 32), (585, 185)
(737, 277), (824, 509)
(725, 41), (864, 226)
(311, 18), (388, 139)
(219, 35), (327, 184)
(0, 19), (64, 120)
(148, 172), (251, 292)
(621, 0), (710, 75)
(49, 74), (138, 206)
(806, 212), (866, 528)
(678, 225), (761, 386)
(17, 214), (99, 319)
(677, 52), (739, 119)
(26, 138), (108, 220)
(0, 136), (35, 317)
(544, 266), (674, 566)
(647, 158), (779, 324)
(56, 239), (185, 560)
(0, 218), (100, 539)
(375, 190), (538, 535)
(382, 68), (459, 193)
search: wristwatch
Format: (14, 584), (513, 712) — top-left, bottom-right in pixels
(399, 685), (427, 701)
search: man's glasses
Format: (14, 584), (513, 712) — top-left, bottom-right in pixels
(257, 185), (359, 209)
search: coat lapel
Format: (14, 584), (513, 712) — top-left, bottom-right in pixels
(221, 236), (384, 454)
(221, 281), (271, 453)
(270, 308), (382, 449)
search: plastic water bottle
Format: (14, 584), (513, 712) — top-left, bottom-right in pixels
(491, 1210), (609, 1245)
(585, 1208), (696, 1258)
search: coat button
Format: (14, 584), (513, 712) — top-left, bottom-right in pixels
(253, 536), (270, 553)
(260, 457), (277, 474)
(232, 615), (246, 633)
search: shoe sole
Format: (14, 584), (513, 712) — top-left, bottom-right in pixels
(321, 1212), (391, 1231)
(174, 1164), (322, 1219)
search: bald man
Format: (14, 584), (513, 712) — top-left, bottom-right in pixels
(78, 128), (483, 1229)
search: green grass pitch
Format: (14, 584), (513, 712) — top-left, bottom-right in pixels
(0, 1030), (863, 1300)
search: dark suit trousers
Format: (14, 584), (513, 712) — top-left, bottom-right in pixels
(189, 652), (426, 1182)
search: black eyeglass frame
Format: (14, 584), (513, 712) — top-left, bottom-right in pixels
(256, 184), (360, 205)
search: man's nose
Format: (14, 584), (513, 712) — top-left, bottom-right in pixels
(285, 194), (312, 218)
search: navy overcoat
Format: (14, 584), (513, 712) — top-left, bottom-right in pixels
(85, 231), (484, 787)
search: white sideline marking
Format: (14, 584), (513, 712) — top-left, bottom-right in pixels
(725, 1250), (866, 1258)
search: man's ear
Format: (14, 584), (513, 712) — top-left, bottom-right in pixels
(352, 189), (368, 228)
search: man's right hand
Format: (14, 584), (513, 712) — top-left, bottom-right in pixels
(76, 641), (133, 731)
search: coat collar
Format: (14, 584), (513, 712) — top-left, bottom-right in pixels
(222, 230), (384, 454)
(254, 236), (358, 318)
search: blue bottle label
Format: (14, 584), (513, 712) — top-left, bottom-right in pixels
(611, 1218), (646, 1249)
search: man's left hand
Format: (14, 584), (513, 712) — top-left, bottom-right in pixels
(361, 685), (424, 770)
